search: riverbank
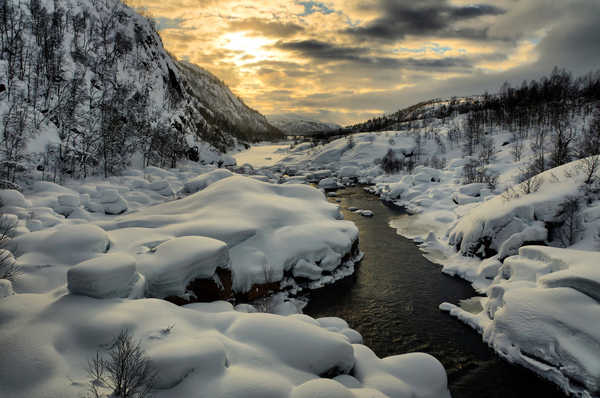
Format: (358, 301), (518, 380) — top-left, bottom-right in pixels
(305, 186), (566, 398)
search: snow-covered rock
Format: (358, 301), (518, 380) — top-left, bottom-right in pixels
(12, 224), (110, 266)
(105, 176), (358, 294)
(98, 189), (128, 215)
(67, 254), (140, 299)
(318, 177), (341, 189)
(182, 169), (234, 194)
(0, 189), (31, 208)
(448, 160), (586, 258)
(0, 279), (14, 298)
(137, 236), (229, 298)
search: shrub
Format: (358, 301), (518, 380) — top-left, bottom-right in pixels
(380, 149), (402, 174)
(87, 329), (156, 398)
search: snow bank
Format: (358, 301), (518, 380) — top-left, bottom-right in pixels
(274, 132), (415, 183)
(442, 246), (600, 396)
(105, 176), (359, 294)
(448, 160), (588, 258)
(0, 293), (451, 398)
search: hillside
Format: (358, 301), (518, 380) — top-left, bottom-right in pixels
(268, 113), (341, 136)
(0, 0), (281, 183)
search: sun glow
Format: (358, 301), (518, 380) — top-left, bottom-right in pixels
(220, 32), (275, 64)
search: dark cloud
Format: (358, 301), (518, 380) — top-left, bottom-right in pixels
(274, 39), (472, 69)
(229, 17), (304, 37)
(344, 0), (505, 41)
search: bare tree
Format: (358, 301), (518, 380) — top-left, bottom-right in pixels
(87, 329), (156, 398)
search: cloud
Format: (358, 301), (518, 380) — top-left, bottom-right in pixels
(133, 0), (600, 125)
(343, 0), (506, 42)
(229, 18), (304, 37)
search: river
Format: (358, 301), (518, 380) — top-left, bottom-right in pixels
(304, 187), (566, 398)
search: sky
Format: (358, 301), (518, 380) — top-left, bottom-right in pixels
(130, 0), (600, 125)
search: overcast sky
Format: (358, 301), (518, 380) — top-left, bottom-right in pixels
(132, 0), (600, 125)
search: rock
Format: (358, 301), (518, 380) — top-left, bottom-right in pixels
(319, 177), (341, 189)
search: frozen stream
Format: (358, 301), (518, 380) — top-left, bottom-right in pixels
(303, 187), (566, 398)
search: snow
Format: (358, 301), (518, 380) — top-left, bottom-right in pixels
(0, 190), (31, 208)
(439, 246), (600, 396)
(448, 161), (585, 258)
(0, 156), (455, 398)
(182, 168), (234, 194)
(232, 144), (291, 168)
(67, 253), (140, 299)
(0, 279), (14, 298)
(0, 292), (451, 398)
(138, 236), (229, 298)
(264, 104), (600, 396)
(102, 175), (359, 294)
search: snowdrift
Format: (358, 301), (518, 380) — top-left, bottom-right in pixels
(0, 293), (451, 398)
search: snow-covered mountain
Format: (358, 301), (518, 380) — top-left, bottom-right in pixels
(178, 61), (282, 144)
(0, 0), (281, 181)
(268, 114), (341, 136)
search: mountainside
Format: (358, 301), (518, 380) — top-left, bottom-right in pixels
(268, 113), (340, 136)
(0, 0), (281, 183)
(177, 61), (281, 144)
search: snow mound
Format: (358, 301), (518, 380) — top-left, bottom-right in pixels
(448, 160), (587, 258)
(0, 189), (31, 208)
(12, 224), (110, 266)
(67, 253), (140, 299)
(137, 236), (229, 298)
(0, 279), (14, 298)
(0, 293), (451, 398)
(106, 176), (358, 293)
(98, 189), (128, 215)
(182, 169), (234, 194)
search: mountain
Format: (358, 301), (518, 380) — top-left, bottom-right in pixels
(268, 113), (341, 136)
(177, 61), (282, 145)
(0, 0), (281, 181)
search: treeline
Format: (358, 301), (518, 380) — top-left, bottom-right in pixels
(348, 67), (600, 134)
(453, 67), (600, 186)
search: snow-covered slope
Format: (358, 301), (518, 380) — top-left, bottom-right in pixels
(0, 0), (281, 181)
(178, 62), (282, 143)
(268, 114), (341, 136)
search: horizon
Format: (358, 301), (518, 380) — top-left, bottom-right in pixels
(129, 0), (600, 125)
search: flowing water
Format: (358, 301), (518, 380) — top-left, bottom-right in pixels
(304, 187), (566, 398)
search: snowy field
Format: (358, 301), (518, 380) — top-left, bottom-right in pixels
(0, 161), (451, 398)
(233, 144), (292, 168)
